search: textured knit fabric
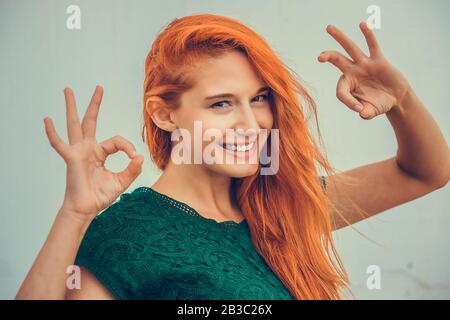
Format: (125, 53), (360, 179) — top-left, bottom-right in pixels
(74, 176), (327, 299)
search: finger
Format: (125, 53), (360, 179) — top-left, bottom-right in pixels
(326, 24), (368, 63)
(43, 117), (69, 158)
(100, 135), (137, 159)
(81, 85), (103, 140)
(359, 103), (377, 120)
(359, 21), (382, 58)
(116, 155), (144, 190)
(318, 50), (354, 73)
(64, 88), (84, 144)
(336, 75), (364, 112)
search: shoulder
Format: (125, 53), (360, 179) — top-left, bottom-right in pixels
(87, 187), (166, 227)
(73, 186), (166, 299)
(78, 187), (170, 246)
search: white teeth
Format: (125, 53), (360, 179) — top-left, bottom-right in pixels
(226, 144), (236, 151)
(223, 142), (255, 152)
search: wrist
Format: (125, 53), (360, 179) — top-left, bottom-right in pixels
(56, 206), (96, 235)
(395, 81), (413, 108)
(387, 85), (413, 117)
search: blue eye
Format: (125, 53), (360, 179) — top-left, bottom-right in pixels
(210, 101), (231, 109)
(209, 93), (269, 109)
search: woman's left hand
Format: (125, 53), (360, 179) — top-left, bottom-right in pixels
(319, 22), (412, 120)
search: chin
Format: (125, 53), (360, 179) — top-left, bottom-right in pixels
(209, 163), (260, 178)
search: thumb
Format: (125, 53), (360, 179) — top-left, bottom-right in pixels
(336, 75), (364, 113)
(116, 154), (144, 189)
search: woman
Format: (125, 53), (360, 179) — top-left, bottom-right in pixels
(15, 14), (449, 300)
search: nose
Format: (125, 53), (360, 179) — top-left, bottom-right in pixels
(234, 103), (259, 139)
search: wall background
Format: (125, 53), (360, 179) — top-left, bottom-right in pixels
(1, 0), (449, 299)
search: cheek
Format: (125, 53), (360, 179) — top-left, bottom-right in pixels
(200, 120), (227, 148)
(254, 107), (274, 152)
(255, 106), (274, 130)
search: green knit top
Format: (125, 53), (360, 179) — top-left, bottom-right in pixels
(74, 176), (327, 300)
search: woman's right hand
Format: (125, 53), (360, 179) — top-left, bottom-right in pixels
(43, 85), (144, 223)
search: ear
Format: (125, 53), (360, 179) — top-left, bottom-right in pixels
(151, 107), (178, 132)
(145, 98), (178, 132)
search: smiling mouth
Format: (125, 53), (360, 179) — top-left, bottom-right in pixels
(221, 141), (256, 152)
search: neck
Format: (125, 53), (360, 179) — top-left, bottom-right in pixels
(150, 160), (244, 222)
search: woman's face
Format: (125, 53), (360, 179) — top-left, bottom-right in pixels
(170, 50), (274, 178)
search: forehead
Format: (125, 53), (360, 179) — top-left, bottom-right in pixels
(187, 50), (266, 96)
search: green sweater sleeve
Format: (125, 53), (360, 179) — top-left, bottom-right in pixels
(73, 194), (137, 299)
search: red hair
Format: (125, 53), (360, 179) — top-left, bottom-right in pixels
(142, 13), (350, 299)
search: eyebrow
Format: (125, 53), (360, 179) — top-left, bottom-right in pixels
(204, 86), (271, 100)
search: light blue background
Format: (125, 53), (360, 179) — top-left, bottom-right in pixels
(1, 0), (449, 299)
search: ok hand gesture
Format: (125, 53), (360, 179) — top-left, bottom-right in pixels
(44, 86), (144, 221)
(319, 22), (412, 120)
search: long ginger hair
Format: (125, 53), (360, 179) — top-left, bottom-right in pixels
(141, 13), (351, 299)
